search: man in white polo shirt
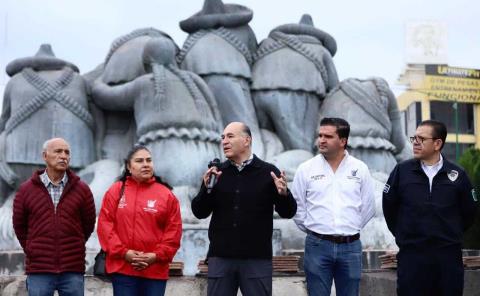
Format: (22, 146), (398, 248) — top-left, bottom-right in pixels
(292, 117), (375, 296)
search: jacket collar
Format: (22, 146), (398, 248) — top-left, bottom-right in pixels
(32, 169), (80, 197)
(411, 154), (456, 174)
(40, 170), (68, 187)
(32, 168), (78, 184)
(125, 175), (156, 185)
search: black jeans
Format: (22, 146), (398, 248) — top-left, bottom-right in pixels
(207, 257), (272, 296)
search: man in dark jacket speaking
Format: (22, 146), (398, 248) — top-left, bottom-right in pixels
(13, 137), (96, 296)
(383, 120), (478, 295)
(192, 122), (297, 296)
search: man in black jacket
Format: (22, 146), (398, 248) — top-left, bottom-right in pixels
(383, 120), (478, 295)
(191, 121), (297, 296)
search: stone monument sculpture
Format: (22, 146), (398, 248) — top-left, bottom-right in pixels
(319, 77), (408, 175)
(177, 0), (265, 158)
(0, 2), (413, 275)
(88, 28), (176, 162)
(252, 14), (339, 152)
(92, 31), (222, 188)
(0, 44), (95, 205)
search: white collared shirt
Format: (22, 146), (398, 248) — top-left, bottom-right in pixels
(421, 154), (443, 192)
(291, 151), (376, 235)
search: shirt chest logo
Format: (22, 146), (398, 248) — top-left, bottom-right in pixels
(447, 170), (459, 182)
(118, 195), (127, 208)
(143, 199), (158, 213)
(311, 174), (325, 181)
(347, 169), (361, 181)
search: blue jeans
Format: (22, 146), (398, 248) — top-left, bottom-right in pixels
(111, 273), (167, 296)
(304, 233), (362, 296)
(26, 272), (84, 296)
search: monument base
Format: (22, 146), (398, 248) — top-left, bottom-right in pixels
(2, 270), (480, 295)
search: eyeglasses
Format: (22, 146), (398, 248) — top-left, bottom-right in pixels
(409, 136), (437, 144)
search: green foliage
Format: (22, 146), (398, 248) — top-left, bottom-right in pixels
(459, 148), (480, 187)
(459, 148), (480, 249)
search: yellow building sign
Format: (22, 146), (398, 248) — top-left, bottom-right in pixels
(422, 65), (480, 103)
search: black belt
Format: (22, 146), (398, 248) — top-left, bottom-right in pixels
(309, 231), (360, 244)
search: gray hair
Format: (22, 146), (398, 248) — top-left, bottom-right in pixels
(240, 123), (252, 148)
(42, 140), (50, 152)
(241, 123), (252, 138)
(42, 138), (71, 153)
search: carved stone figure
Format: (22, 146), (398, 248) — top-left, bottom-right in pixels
(0, 44), (95, 204)
(319, 77), (409, 174)
(88, 28), (175, 162)
(92, 31), (222, 188)
(252, 14), (339, 152)
(177, 0), (265, 157)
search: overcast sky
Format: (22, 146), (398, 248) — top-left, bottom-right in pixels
(1, 0), (479, 98)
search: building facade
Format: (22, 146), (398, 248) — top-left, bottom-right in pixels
(397, 64), (480, 162)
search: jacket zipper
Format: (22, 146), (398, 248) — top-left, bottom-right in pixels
(41, 184), (60, 272)
(422, 171), (433, 199)
(36, 173), (73, 273)
(131, 185), (139, 248)
(54, 181), (72, 273)
(429, 173), (438, 199)
(54, 206), (60, 272)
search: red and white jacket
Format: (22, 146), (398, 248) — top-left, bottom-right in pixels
(97, 177), (182, 279)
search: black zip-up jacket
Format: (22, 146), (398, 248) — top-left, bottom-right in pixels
(383, 157), (478, 250)
(191, 155), (297, 259)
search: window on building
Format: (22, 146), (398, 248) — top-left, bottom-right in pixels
(442, 143), (474, 163)
(430, 101), (474, 134)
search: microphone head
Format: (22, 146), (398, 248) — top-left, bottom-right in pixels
(208, 158), (221, 168)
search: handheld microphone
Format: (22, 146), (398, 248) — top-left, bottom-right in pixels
(207, 158), (221, 194)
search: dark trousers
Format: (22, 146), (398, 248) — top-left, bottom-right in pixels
(207, 257), (272, 296)
(111, 273), (167, 296)
(397, 246), (464, 296)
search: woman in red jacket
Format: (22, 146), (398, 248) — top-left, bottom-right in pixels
(97, 145), (182, 296)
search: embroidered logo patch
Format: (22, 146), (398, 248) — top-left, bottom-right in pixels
(472, 189), (478, 202)
(118, 195), (127, 209)
(348, 169), (361, 181)
(383, 184), (391, 193)
(143, 199), (158, 213)
(447, 170), (459, 182)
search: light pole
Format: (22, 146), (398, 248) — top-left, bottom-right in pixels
(453, 97), (459, 162)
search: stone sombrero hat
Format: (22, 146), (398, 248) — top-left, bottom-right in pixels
(179, 0), (253, 33)
(270, 14), (337, 57)
(6, 44), (79, 77)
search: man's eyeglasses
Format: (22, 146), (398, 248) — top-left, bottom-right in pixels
(409, 136), (437, 144)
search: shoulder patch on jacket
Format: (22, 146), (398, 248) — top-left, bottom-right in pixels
(383, 184), (391, 193)
(447, 170), (459, 182)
